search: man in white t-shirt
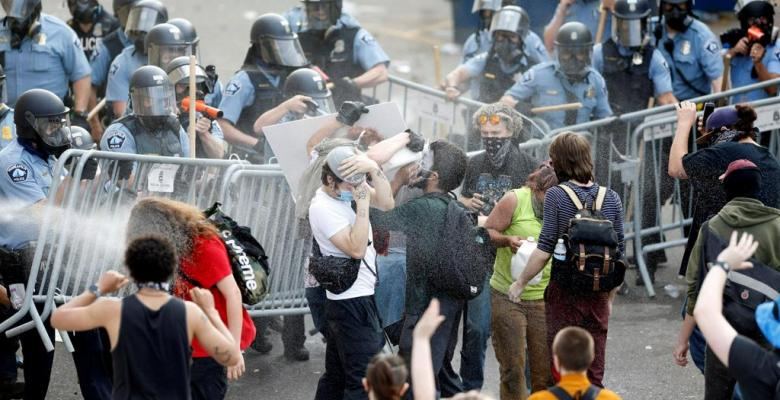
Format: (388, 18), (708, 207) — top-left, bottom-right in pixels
(309, 145), (394, 400)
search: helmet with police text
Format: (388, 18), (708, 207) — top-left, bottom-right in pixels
(68, 126), (95, 150)
(165, 56), (212, 102)
(736, 0), (774, 45)
(555, 22), (593, 81)
(113, 0), (139, 28)
(145, 23), (189, 69)
(124, 0), (168, 50)
(168, 18), (199, 57)
(67, 0), (100, 24)
(612, 0), (651, 48)
(14, 89), (71, 155)
(302, 0), (342, 31)
(660, 0), (694, 32)
(283, 68), (335, 116)
(250, 13), (308, 68)
(129, 65), (176, 117)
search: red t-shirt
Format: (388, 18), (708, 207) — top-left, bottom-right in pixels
(172, 234), (256, 358)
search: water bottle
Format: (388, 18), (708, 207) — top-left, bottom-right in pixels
(553, 239), (567, 262)
(9, 284), (24, 310)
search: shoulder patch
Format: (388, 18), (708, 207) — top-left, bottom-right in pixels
(521, 69), (534, 83)
(705, 40), (720, 54)
(360, 30), (376, 45)
(6, 163), (28, 183)
(109, 62), (119, 76)
(225, 80), (242, 96)
(775, 49), (780, 62)
(106, 131), (126, 149)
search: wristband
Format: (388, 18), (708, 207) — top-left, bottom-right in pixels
(88, 283), (102, 298)
(708, 261), (730, 273)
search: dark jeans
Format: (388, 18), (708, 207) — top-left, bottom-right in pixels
(306, 287), (328, 337)
(255, 316), (306, 350)
(458, 278), (491, 391)
(681, 299), (706, 373)
(315, 295), (384, 400)
(69, 329), (113, 400)
(191, 357), (228, 400)
(400, 296), (465, 399)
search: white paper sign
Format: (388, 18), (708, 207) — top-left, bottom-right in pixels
(755, 104), (780, 132)
(147, 163), (180, 193)
(417, 93), (455, 125)
(642, 110), (676, 143)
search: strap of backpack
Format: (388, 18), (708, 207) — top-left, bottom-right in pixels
(729, 271), (780, 300)
(593, 186), (607, 212)
(558, 184), (585, 210)
(177, 267), (203, 288)
(548, 386), (574, 400)
(582, 385), (602, 400)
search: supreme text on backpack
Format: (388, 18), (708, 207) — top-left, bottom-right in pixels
(553, 184), (626, 293)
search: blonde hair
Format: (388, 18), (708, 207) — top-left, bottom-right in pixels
(471, 102), (525, 140)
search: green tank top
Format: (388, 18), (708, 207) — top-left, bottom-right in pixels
(489, 187), (551, 300)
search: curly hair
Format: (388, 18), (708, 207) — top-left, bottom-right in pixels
(471, 102), (525, 141)
(126, 197), (218, 260)
(125, 235), (178, 283)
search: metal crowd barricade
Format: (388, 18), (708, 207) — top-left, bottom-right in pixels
(0, 150), (247, 350)
(219, 164), (311, 317)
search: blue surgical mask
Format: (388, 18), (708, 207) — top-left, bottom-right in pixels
(339, 190), (353, 203)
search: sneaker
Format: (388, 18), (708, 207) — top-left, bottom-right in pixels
(251, 335), (273, 354)
(0, 380), (24, 400)
(284, 346), (310, 362)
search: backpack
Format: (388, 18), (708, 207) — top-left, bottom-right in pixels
(548, 384), (602, 400)
(187, 202), (271, 305)
(699, 221), (780, 340)
(428, 194), (492, 300)
(553, 184), (626, 293)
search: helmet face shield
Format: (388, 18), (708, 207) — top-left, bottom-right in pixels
(489, 6), (529, 39)
(306, 96), (336, 117)
(472, 0), (501, 13)
(1, 0), (38, 20)
(125, 7), (163, 39)
(304, 1), (340, 30)
(557, 45), (592, 80)
(259, 36), (307, 67)
(25, 111), (71, 147)
(148, 43), (189, 68)
(131, 83), (176, 117)
(612, 17), (645, 48)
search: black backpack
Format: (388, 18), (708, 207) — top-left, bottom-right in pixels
(548, 384), (602, 400)
(427, 194), (492, 300)
(552, 184), (626, 293)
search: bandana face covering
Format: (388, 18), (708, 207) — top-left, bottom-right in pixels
(483, 137), (512, 169)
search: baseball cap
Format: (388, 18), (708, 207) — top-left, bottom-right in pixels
(756, 299), (780, 349)
(706, 106), (739, 132)
(719, 159), (758, 181)
(326, 145), (366, 185)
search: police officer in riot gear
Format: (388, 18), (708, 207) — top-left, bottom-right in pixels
(90, 0), (140, 103)
(0, 65), (17, 151)
(105, 0), (168, 117)
(166, 56), (226, 159)
(145, 23), (188, 69)
(101, 65), (190, 157)
(444, 5), (546, 103)
(218, 13), (308, 164)
(284, 0), (390, 106)
(168, 18), (224, 109)
(653, 0), (723, 100)
(462, 0), (502, 62)
(66, 0), (120, 61)
(502, 21), (612, 131)
(284, 67), (336, 117)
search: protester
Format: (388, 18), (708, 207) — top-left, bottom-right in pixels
(484, 162), (557, 399)
(693, 231), (780, 400)
(50, 235), (241, 400)
(675, 160), (780, 399)
(363, 354), (409, 400)
(126, 198), (256, 400)
(528, 327), (622, 400)
(508, 131), (624, 387)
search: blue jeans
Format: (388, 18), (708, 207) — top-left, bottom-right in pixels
(458, 279), (491, 391)
(307, 286), (328, 337)
(681, 298), (706, 373)
(374, 248), (407, 328)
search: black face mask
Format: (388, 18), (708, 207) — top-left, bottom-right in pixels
(493, 39), (523, 63)
(664, 7), (691, 32)
(483, 137), (513, 169)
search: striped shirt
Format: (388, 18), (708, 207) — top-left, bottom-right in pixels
(538, 182), (625, 254)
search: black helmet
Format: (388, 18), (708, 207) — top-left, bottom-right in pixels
(113, 0), (139, 28)
(250, 14), (307, 68)
(124, 0), (168, 49)
(612, 0), (651, 48)
(145, 23), (188, 68)
(1, 0), (41, 21)
(14, 89), (71, 155)
(165, 56), (212, 102)
(489, 5), (530, 39)
(283, 68), (335, 116)
(737, 1), (775, 45)
(129, 65), (176, 117)
(302, 0), (342, 31)
(168, 18), (199, 56)
(660, 0), (694, 31)
(555, 22), (593, 81)
(67, 0), (100, 23)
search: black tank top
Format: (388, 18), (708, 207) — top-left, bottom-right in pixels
(112, 295), (191, 400)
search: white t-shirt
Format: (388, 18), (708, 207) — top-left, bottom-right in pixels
(308, 188), (377, 300)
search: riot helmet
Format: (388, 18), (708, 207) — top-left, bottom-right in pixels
(113, 0), (139, 28)
(250, 13), (307, 68)
(129, 65), (176, 118)
(660, 0), (694, 32)
(145, 23), (188, 69)
(612, 0), (651, 49)
(1, 0), (40, 20)
(165, 56), (212, 103)
(168, 18), (199, 57)
(0, 64), (7, 104)
(736, 0), (774, 46)
(555, 22), (593, 81)
(472, 0), (501, 30)
(125, 0), (168, 52)
(67, 0), (99, 24)
(302, 0), (341, 31)
(68, 126), (95, 150)
(14, 89), (71, 156)
(283, 68), (335, 116)
(490, 5), (529, 39)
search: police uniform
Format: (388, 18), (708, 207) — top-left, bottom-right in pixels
(0, 107), (16, 150)
(505, 61), (612, 130)
(104, 44), (146, 104)
(67, 9), (120, 61)
(463, 50), (540, 102)
(653, 17), (723, 100)
(563, 0), (611, 43)
(205, 80), (224, 109)
(100, 116), (190, 157)
(730, 45), (780, 103)
(179, 113), (226, 158)
(0, 14), (92, 105)
(89, 25), (132, 94)
(592, 40), (673, 114)
(461, 29), (549, 64)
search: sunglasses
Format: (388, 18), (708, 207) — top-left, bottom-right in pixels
(478, 113), (509, 126)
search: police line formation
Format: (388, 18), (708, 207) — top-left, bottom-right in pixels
(1, 0), (780, 398)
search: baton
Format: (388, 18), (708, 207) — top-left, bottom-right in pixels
(87, 98), (106, 122)
(595, 3), (608, 44)
(530, 102), (583, 114)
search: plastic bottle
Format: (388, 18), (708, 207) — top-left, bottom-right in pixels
(553, 239), (567, 262)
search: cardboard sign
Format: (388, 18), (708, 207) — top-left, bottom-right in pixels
(146, 164), (180, 193)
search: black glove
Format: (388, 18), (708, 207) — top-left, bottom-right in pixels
(70, 112), (91, 134)
(336, 101), (369, 126)
(81, 158), (98, 180)
(334, 77), (361, 101)
(405, 129), (425, 152)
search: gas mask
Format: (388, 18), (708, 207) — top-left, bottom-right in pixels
(493, 36), (524, 62)
(663, 4), (692, 32)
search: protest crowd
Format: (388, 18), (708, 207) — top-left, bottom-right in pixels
(2, 0), (780, 398)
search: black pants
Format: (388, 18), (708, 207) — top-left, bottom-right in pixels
(704, 346), (735, 400)
(191, 357), (228, 400)
(255, 315), (306, 350)
(315, 296), (384, 400)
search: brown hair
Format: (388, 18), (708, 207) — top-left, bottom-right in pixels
(548, 132), (593, 183)
(733, 104), (758, 141)
(365, 354), (408, 400)
(126, 197), (218, 260)
(525, 161), (558, 202)
(552, 327), (595, 372)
